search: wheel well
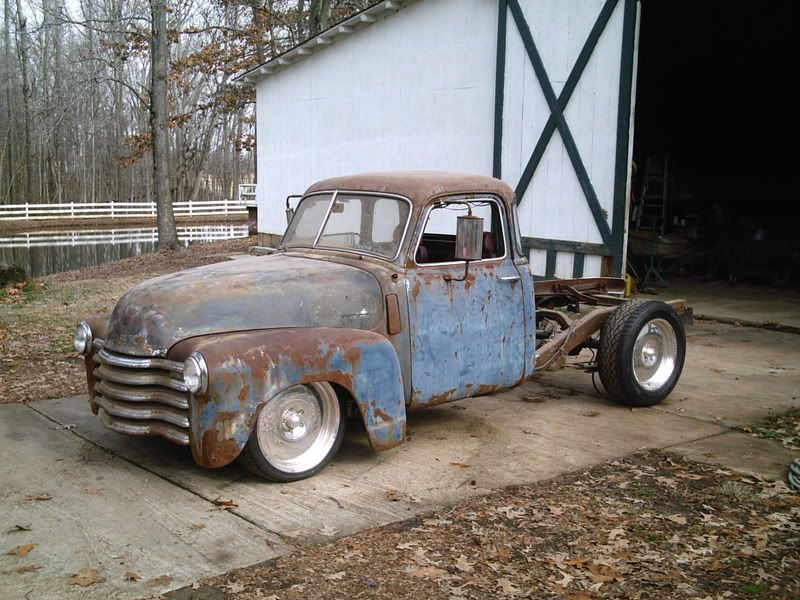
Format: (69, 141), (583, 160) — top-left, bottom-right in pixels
(329, 382), (360, 419)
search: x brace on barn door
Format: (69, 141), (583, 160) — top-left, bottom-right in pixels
(493, 0), (637, 277)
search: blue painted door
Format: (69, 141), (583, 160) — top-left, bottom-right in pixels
(406, 199), (532, 405)
(405, 257), (526, 406)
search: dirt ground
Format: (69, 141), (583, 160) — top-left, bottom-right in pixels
(159, 450), (799, 600)
(0, 237), (252, 403)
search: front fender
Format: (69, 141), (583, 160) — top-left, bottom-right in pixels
(170, 328), (406, 468)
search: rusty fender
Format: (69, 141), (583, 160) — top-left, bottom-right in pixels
(170, 327), (406, 468)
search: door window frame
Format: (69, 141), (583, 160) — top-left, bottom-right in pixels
(411, 194), (510, 267)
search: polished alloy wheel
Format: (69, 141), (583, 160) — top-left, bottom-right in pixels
(255, 382), (341, 474)
(631, 318), (678, 391)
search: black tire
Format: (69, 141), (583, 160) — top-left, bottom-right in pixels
(238, 382), (346, 482)
(597, 300), (686, 407)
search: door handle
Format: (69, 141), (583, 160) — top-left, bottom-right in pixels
(498, 274), (521, 282)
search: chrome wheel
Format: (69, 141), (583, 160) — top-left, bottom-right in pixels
(631, 318), (678, 391)
(255, 382), (341, 474)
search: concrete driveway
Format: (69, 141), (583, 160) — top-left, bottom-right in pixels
(1, 320), (797, 599)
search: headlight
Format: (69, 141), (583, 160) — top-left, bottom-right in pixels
(73, 321), (93, 355)
(183, 352), (208, 394)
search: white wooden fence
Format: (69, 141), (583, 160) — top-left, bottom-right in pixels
(0, 199), (248, 222)
(0, 225), (250, 248)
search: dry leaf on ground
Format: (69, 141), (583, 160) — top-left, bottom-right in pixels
(6, 544), (35, 557)
(24, 494), (52, 502)
(145, 575), (173, 588)
(212, 497), (238, 509)
(407, 565), (448, 579)
(69, 568), (106, 587)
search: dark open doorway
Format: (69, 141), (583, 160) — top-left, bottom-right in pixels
(630, 0), (798, 287)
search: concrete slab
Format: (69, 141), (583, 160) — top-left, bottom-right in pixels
(669, 431), (797, 481)
(654, 277), (800, 330)
(536, 320), (800, 429)
(0, 405), (288, 600)
(34, 385), (726, 546)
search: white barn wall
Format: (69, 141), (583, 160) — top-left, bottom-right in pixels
(501, 0), (627, 276)
(253, 0), (633, 278)
(256, 0), (499, 236)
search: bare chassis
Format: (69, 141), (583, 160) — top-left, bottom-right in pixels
(532, 277), (691, 372)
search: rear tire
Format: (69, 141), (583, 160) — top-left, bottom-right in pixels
(597, 300), (686, 407)
(238, 382), (346, 482)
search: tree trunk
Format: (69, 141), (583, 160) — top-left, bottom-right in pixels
(14, 0), (34, 202)
(149, 0), (178, 249)
(309, 0), (331, 35)
(2, 0), (14, 202)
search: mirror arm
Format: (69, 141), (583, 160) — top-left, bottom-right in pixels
(444, 259), (470, 282)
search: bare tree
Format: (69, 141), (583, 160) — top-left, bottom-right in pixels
(0, 0), (375, 214)
(149, 0), (178, 248)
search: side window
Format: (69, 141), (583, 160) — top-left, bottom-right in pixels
(416, 199), (506, 264)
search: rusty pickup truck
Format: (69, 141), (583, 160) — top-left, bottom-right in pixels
(74, 172), (688, 481)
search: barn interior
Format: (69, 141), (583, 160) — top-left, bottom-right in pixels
(630, 0), (797, 289)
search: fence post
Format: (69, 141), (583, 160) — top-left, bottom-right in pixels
(25, 204), (29, 220)
(111, 201), (115, 219)
(70, 202), (75, 218)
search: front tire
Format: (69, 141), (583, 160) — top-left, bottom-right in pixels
(238, 382), (346, 482)
(597, 300), (686, 407)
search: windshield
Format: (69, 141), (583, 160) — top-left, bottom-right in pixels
(282, 193), (411, 259)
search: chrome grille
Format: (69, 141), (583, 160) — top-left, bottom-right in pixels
(92, 344), (190, 446)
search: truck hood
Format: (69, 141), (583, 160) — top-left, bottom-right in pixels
(103, 254), (384, 357)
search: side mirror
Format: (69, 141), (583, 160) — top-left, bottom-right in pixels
(455, 214), (484, 261)
(285, 194), (302, 225)
(445, 215), (484, 282)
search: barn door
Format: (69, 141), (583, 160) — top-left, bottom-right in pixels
(492, 0), (640, 278)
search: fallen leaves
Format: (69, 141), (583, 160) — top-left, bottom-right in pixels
(496, 577), (521, 595)
(384, 489), (420, 503)
(69, 568), (106, 587)
(16, 565), (41, 573)
(211, 497), (238, 510)
(406, 565), (448, 579)
(667, 514), (688, 525)
(184, 451), (800, 599)
(454, 554), (474, 573)
(6, 544), (35, 557)
(145, 574), (173, 588)
(24, 494), (52, 502)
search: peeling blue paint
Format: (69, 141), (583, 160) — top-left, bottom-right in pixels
(406, 258), (528, 405)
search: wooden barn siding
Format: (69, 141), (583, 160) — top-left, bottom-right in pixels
(256, 0), (498, 236)
(256, 0), (635, 278)
(501, 0), (627, 277)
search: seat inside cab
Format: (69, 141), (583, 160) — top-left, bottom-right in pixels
(416, 199), (505, 264)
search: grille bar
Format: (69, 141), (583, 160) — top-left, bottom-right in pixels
(94, 380), (189, 410)
(97, 347), (184, 374)
(98, 410), (190, 446)
(92, 344), (191, 446)
(93, 392), (190, 429)
(94, 364), (188, 392)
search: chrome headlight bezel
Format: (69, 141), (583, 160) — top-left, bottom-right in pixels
(73, 321), (93, 356)
(183, 352), (208, 394)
